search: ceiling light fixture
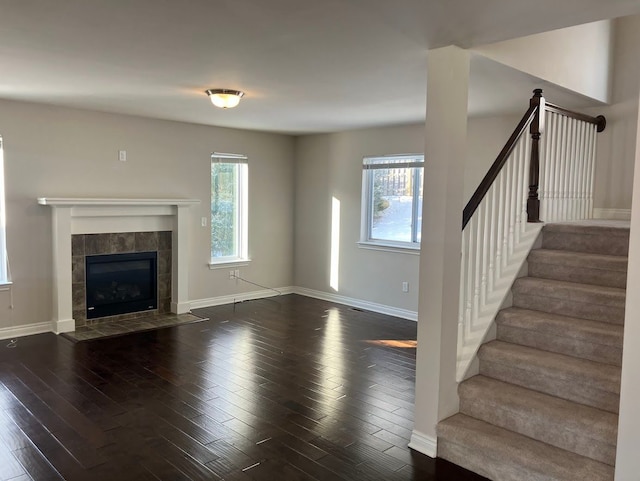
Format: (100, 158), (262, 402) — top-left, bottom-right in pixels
(205, 89), (245, 109)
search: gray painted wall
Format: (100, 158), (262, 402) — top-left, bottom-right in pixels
(0, 98), (295, 330)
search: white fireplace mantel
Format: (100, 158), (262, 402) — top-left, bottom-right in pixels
(38, 197), (200, 334)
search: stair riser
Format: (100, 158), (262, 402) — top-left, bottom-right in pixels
(459, 397), (616, 466)
(438, 415), (615, 481)
(497, 324), (623, 366)
(528, 263), (626, 289)
(458, 381), (618, 466)
(513, 293), (625, 324)
(438, 440), (513, 481)
(479, 360), (620, 413)
(542, 231), (628, 256)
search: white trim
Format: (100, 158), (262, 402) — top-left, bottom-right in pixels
(357, 241), (420, 255)
(293, 287), (418, 321)
(408, 430), (437, 458)
(190, 286), (295, 310)
(172, 301), (192, 315)
(37, 198), (200, 207)
(39, 198), (200, 332)
(593, 208), (631, 221)
(208, 259), (251, 269)
(0, 321), (52, 340)
(54, 318), (75, 334)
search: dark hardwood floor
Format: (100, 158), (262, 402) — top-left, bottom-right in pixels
(0, 294), (488, 480)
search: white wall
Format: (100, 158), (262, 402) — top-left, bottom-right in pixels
(589, 15), (640, 212)
(465, 114), (520, 203)
(474, 20), (613, 103)
(294, 124), (425, 315)
(613, 14), (640, 481)
(615, 94), (640, 481)
(0, 98), (295, 331)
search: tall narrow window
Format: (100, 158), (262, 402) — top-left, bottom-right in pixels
(210, 153), (248, 263)
(360, 154), (424, 250)
(0, 136), (8, 284)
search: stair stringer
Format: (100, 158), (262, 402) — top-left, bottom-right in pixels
(456, 223), (543, 382)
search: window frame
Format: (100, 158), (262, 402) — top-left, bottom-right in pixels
(359, 153), (424, 252)
(209, 152), (249, 267)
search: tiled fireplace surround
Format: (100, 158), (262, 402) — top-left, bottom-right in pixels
(38, 198), (199, 333)
(71, 231), (172, 327)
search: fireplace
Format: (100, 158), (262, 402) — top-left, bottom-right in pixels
(85, 252), (158, 319)
(38, 197), (200, 333)
(71, 230), (172, 326)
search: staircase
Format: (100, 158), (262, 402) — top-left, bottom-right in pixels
(437, 222), (628, 481)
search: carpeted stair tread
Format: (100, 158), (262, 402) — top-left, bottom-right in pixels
(437, 414), (614, 481)
(479, 340), (620, 413)
(459, 376), (618, 465)
(496, 307), (623, 366)
(512, 277), (625, 324)
(527, 249), (627, 288)
(541, 223), (629, 256)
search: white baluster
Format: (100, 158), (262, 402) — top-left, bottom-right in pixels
(466, 215), (475, 331)
(552, 114), (563, 222)
(496, 169), (505, 277)
(473, 205), (482, 325)
(522, 132), (532, 227)
(577, 121), (587, 218)
(505, 155), (514, 260)
(488, 184), (497, 294)
(587, 124), (597, 218)
(514, 140), (523, 243)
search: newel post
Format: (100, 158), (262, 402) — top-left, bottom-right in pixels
(527, 89), (545, 223)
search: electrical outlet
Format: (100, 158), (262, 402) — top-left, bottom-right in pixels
(234, 269), (240, 279)
(201, 217), (207, 227)
(229, 270), (235, 279)
(118, 150), (127, 162)
(402, 281), (409, 292)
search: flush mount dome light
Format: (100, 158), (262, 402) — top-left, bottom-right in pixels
(205, 89), (245, 109)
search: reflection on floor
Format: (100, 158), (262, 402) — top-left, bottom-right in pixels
(62, 312), (207, 342)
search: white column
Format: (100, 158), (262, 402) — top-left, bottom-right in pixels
(172, 205), (191, 314)
(614, 95), (640, 481)
(409, 46), (469, 457)
(51, 206), (75, 333)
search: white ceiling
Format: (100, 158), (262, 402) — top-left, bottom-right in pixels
(1, 0), (640, 134)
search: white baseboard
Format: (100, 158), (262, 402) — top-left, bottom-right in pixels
(190, 286), (295, 310)
(54, 318), (75, 334)
(593, 208), (631, 220)
(292, 287), (418, 321)
(408, 430), (437, 458)
(0, 321), (52, 341)
(190, 286), (417, 322)
(5, 287), (414, 339)
(172, 301), (192, 315)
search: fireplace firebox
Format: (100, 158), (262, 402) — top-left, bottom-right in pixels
(85, 251), (158, 319)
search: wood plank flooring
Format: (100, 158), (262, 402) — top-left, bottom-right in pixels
(0, 294), (488, 480)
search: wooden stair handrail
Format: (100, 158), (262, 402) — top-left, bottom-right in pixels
(462, 90), (607, 230)
(545, 102), (607, 132)
(462, 104), (538, 230)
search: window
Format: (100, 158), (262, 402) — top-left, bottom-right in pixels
(210, 153), (248, 264)
(0, 136), (8, 284)
(360, 154), (424, 250)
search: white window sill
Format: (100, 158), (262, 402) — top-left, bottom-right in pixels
(357, 241), (420, 255)
(0, 281), (13, 291)
(208, 259), (251, 270)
